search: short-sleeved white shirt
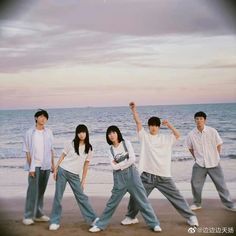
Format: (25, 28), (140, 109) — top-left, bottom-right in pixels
(60, 141), (92, 175)
(186, 125), (223, 168)
(138, 128), (176, 177)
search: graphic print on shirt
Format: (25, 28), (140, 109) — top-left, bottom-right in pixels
(110, 141), (129, 163)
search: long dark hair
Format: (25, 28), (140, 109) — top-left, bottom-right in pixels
(106, 125), (124, 145)
(73, 124), (92, 155)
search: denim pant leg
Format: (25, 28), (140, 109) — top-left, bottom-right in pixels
(67, 172), (97, 224)
(50, 167), (67, 225)
(208, 165), (234, 208)
(95, 171), (128, 230)
(36, 169), (50, 218)
(128, 168), (160, 229)
(126, 172), (155, 219)
(191, 163), (207, 206)
(24, 167), (40, 219)
(155, 177), (195, 219)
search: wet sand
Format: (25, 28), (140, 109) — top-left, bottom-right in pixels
(0, 197), (236, 236)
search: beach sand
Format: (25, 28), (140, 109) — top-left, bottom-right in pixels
(1, 158), (236, 199)
(0, 158), (236, 235)
(0, 197), (236, 236)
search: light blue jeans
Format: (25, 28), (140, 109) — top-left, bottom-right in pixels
(24, 167), (50, 219)
(95, 165), (160, 230)
(50, 167), (97, 225)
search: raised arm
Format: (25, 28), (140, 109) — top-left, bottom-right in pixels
(162, 119), (180, 140)
(129, 102), (142, 132)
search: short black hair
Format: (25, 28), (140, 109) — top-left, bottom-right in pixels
(106, 125), (124, 145)
(34, 109), (49, 120)
(148, 116), (161, 127)
(194, 111), (207, 119)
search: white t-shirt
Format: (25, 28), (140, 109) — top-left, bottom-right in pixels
(108, 140), (136, 171)
(138, 128), (176, 177)
(33, 129), (44, 167)
(60, 142), (92, 175)
(186, 125), (223, 168)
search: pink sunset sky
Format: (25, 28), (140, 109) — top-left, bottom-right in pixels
(0, 0), (236, 109)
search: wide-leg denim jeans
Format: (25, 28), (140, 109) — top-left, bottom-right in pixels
(50, 167), (97, 225)
(24, 167), (50, 219)
(95, 165), (160, 230)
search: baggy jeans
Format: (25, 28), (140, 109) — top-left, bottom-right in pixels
(126, 172), (195, 220)
(95, 165), (160, 230)
(50, 167), (97, 225)
(24, 167), (50, 219)
(191, 163), (234, 208)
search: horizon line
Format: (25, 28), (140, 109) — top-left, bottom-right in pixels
(0, 101), (235, 111)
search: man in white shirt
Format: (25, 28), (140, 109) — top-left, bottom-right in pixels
(186, 111), (236, 211)
(22, 109), (55, 225)
(121, 102), (198, 227)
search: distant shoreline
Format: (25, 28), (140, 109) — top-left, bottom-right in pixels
(1, 102), (235, 111)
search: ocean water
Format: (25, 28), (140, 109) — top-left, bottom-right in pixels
(0, 103), (236, 172)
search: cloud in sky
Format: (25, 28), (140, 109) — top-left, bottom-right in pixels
(0, 0), (236, 108)
(0, 0), (236, 72)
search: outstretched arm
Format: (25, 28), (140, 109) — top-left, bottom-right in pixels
(162, 119), (180, 140)
(129, 102), (142, 132)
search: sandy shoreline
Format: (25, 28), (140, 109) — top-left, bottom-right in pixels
(0, 197), (236, 236)
(1, 158), (236, 235)
(0, 158), (236, 199)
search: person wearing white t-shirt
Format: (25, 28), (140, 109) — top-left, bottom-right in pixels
(89, 125), (161, 233)
(34, 129), (44, 167)
(49, 124), (98, 231)
(186, 111), (236, 212)
(121, 102), (198, 227)
(22, 109), (55, 226)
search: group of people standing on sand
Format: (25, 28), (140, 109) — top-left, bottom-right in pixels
(22, 102), (236, 233)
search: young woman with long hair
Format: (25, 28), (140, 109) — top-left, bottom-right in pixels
(49, 124), (98, 231)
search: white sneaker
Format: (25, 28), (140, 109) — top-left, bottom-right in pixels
(91, 217), (100, 226)
(121, 217), (139, 225)
(153, 225), (162, 232)
(49, 223), (60, 231)
(224, 204), (236, 212)
(190, 204), (202, 211)
(22, 218), (34, 225)
(89, 225), (101, 233)
(187, 216), (199, 227)
(34, 215), (50, 222)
